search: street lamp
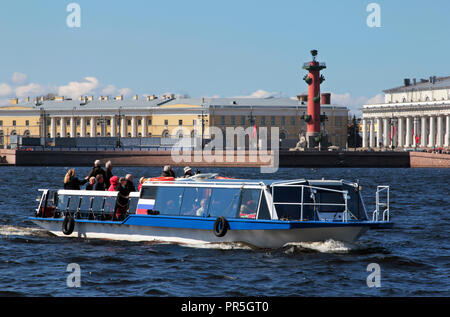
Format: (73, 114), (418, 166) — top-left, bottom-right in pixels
(116, 106), (125, 148)
(197, 111), (209, 149)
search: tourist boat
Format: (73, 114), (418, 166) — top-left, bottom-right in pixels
(29, 174), (393, 248)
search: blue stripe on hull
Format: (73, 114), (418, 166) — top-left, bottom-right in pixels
(29, 215), (388, 231)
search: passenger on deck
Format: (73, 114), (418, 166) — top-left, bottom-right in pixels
(138, 177), (146, 191)
(105, 160), (113, 189)
(161, 165), (176, 177)
(125, 174), (136, 192)
(86, 160), (107, 182)
(85, 176), (96, 190)
(114, 177), (131, 221)
(183, 166), (193, 178)
(64, 169), (88, 190)
(94, 174), (106, 191)
(108, 175), (119, 191)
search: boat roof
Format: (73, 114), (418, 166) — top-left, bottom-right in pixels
(143, 175), (357, 188)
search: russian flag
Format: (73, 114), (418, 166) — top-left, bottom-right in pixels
(136, 199), (155, 215)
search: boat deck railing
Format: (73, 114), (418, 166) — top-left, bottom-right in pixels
(373, 186), (390, 222)
(35, 189), (141, 221)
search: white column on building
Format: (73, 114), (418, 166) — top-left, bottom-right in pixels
(90, 116), (96, 137)
(383, 118), (389, 147)
(369, 119), (375, 148)
(436, 115), (443, 147)
(445, 115), (450, 147)
(131, 116), (137, 138)
(80, 117), (86, 137)
(110, 116), (116, 137)
(120, 116), (126, 137)
(428, 116), (435, 148)
(70, 117), (75, 138)
(376, 118), (382, 148)
(421, 116), (428, 148)
(362, 118), (368, 148)
(405, 116), (412, 148)
(50, 117), (56, 138)
(397, 117), (404, 148)
(60, 117), (66, 137)
(141, 116), (147, 137)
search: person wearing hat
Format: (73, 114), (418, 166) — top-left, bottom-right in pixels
(183, 166), (193, 178)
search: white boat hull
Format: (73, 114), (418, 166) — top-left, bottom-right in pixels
(31, 219), (368, 249)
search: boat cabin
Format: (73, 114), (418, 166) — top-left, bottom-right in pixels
(136, 178), (369, 222)
(35, 178), (371, 223)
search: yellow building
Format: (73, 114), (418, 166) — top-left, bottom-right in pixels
(0, 95), (349, 148)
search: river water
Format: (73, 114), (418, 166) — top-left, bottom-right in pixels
(0, 166), (448, 297)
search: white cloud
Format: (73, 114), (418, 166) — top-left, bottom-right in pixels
(366, 93), (384, 104)
(234, 89), (282, 99)
(15, 83), (50, 98)
(118, 88), (133, 96)
(11, 72), (28, 85)
(0, 83), (13, 96)
(0, 72), (138, 105)
(101, 85), (133, 97)
(58, 77), (99, 98)
(330, 92), (384, 117)
(101, 84), (117, 95)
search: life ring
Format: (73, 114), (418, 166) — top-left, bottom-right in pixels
(213, 216), (229, 237)
(149, 177), (175, 182)
(62, 215), (75, 235)
(215, 176), (235, 180)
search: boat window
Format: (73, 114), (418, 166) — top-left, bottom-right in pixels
(141, 186), (158, 200)
(127, 197), (139, 214)
(207, 188), (241, 218)
(257, 192), (271, 220)
(180, 187), (212, 217)
(154, 187), (184, 216)
(103, 196), (117, 214)
(68, 196), (80, 211)
(273, 186), (316, 220)
(238, 189), (260, 219)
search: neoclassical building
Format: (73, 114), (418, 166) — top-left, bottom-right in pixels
(0, 94), (349, 148)
(362, 76), (450, 149)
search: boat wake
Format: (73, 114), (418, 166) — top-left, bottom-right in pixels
(283, 239), (354, 254)
(0, 225), (50, 238)
(181, 241), (255, 251)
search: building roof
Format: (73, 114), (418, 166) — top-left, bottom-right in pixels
(1, 97), (348, 111)
(383, 76), (450, 94)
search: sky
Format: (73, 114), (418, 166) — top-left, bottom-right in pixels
(0, 0), (449, 115)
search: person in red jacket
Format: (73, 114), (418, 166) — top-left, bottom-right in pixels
(108, 176), (119, 191)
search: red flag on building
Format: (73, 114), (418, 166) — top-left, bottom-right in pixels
(251, 124), (257, 138)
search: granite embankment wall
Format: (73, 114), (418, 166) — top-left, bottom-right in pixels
(1, 149), (448, 168)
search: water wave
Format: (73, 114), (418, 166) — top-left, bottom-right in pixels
(0, 225), (49, 237)
(283, 239), (353, 254)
